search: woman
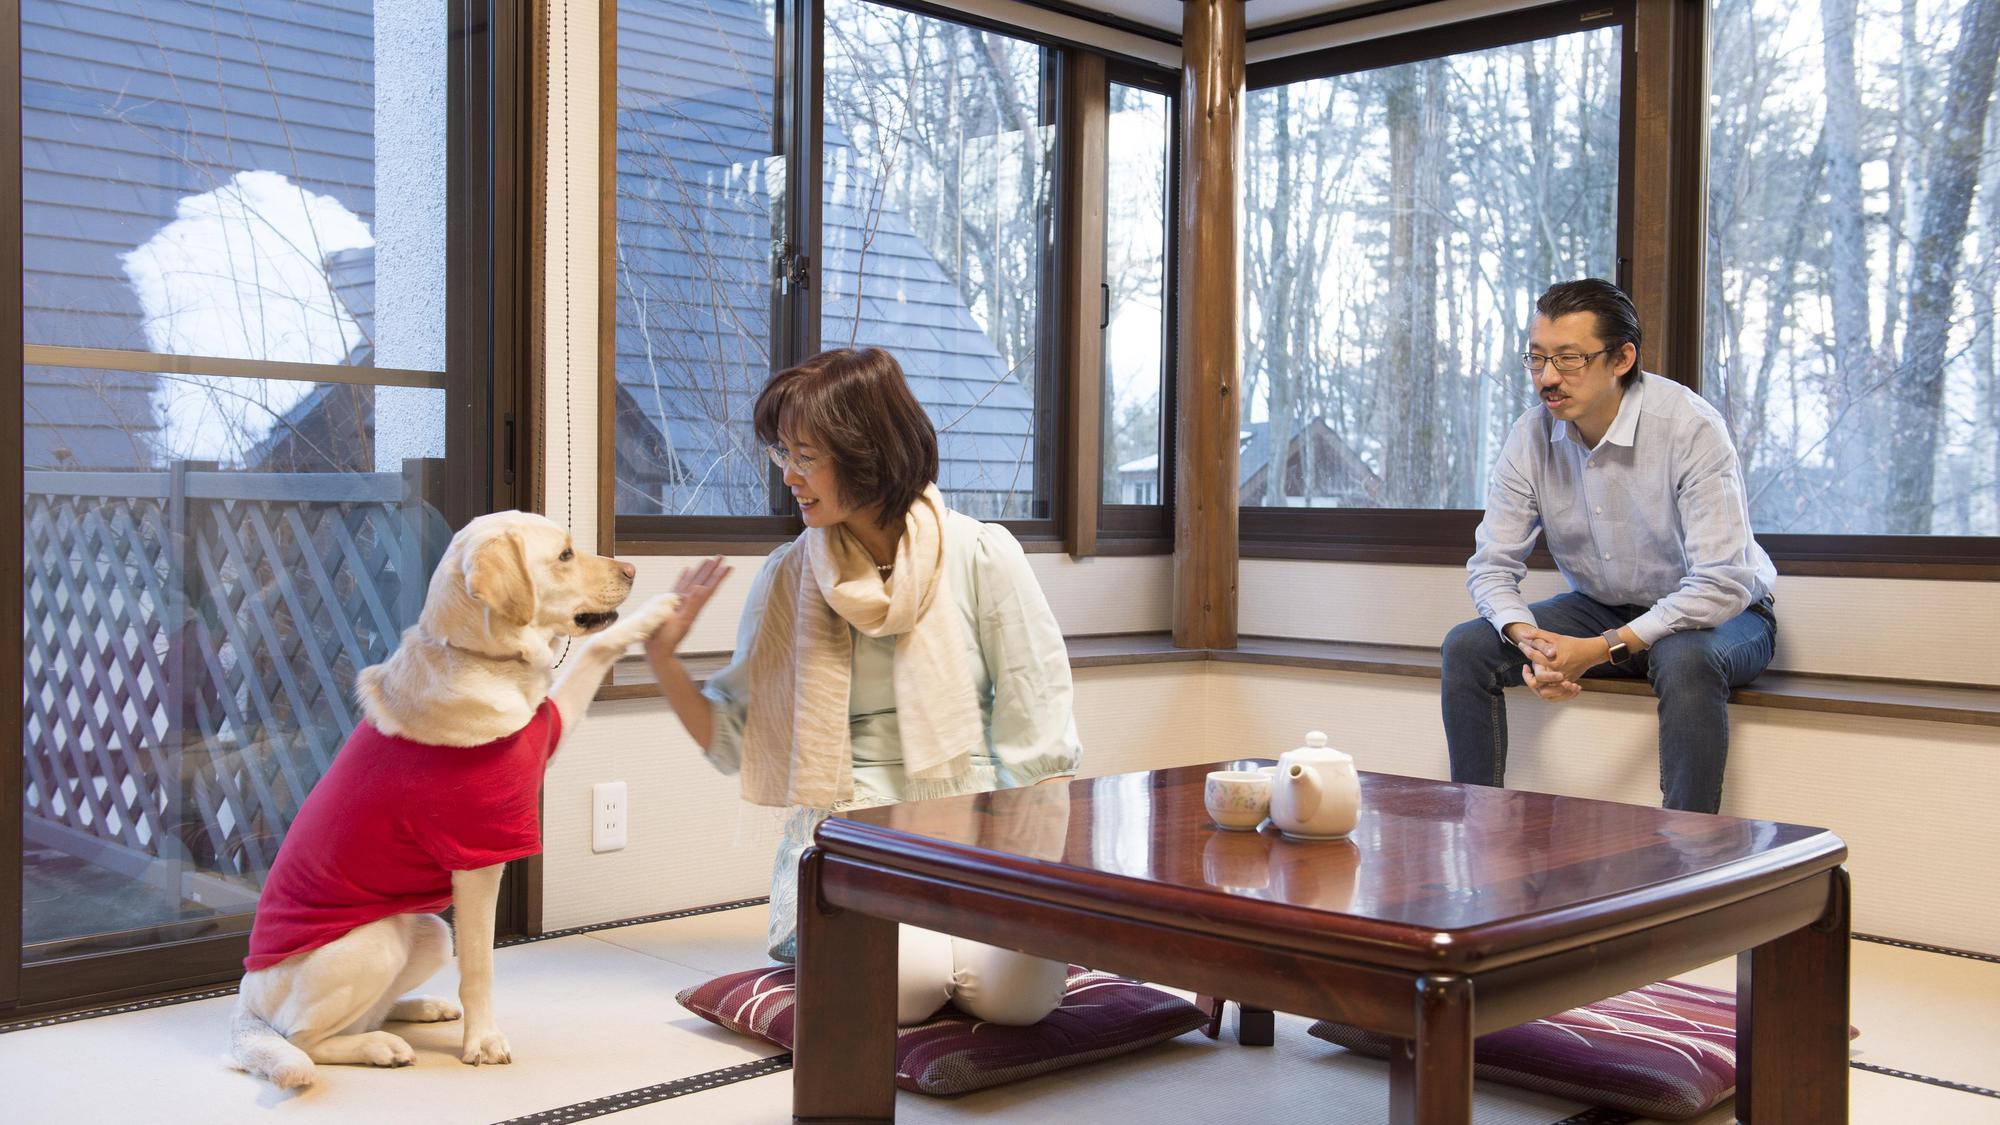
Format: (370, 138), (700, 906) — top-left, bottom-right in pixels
(644, 347), (1083, 1026)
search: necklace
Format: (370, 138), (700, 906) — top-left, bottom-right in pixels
(874, 562), (894, 578)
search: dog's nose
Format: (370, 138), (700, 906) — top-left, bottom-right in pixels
(617, 561), (636, 580)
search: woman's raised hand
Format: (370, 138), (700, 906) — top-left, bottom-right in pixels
(645, 555), (732, 661)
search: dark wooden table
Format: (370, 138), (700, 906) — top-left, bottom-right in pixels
(793, 765), (1850, 1123)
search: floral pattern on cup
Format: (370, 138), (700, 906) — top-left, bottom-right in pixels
(1204, 770), (1271, 831)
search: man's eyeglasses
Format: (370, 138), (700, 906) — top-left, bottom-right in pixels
(765, 444), (820, 474)
(1520, 348), (1613, 374)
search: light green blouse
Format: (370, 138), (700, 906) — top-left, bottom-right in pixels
(701, 509), (1083, 801)
(699, 510), (1083, 960)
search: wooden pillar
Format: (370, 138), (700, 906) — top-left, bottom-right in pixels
(1174, 0), (1244, 650)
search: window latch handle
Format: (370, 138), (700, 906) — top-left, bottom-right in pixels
(775, 241), (812, 292)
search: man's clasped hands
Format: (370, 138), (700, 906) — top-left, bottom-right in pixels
(1503, 623), (1623, 703)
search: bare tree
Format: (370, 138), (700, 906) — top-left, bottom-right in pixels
(1885, 0), (2000, 530)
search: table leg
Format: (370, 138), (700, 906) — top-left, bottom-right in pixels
(793, 849), (898, 1123)
(1193, 994), (1224, 1039)
(1737, 867), (1850, 1124)
(1388, 974), (1473, 1125)
(1193, 996), (1274, 1045)
(1238, 1005), (1275, 1046)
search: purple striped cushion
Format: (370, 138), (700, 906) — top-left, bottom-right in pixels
(676, 964), (1209, 1096)
(1309, 979), (1848, 1120)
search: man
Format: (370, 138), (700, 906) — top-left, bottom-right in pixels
(1441, 279), (1777, 814)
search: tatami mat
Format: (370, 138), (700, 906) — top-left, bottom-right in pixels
(586, 904), (779, 977)
(0, 918), (780, 1125)
(1669, 937), (2000, 1096)
(4, 902), (1996, 1124)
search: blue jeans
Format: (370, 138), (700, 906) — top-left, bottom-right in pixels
(1439, 592), (1777, 814)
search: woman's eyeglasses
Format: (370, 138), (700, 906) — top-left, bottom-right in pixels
(765, 444), (819, 474)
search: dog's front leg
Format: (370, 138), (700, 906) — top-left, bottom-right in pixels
(547, 593), (681, 731)
(451, 864), (511, 1065)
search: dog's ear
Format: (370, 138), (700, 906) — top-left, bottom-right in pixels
(464, 530), (538, 625)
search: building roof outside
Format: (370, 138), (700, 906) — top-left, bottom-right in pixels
(23, 0), (1038, 502)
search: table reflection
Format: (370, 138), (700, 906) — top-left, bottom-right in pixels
(1200, 825), (1363, 913)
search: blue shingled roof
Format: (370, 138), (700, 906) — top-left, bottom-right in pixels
(613, 0), (1036, 517)
(23, 0), (1037, 492)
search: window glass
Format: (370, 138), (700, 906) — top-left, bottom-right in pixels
(821, 0), (1055, 521)
(612, 0), (784, 517)
(1705, 0), (1999, 535)
(1103, 82), (1170, 509)
(1243, 27), (1622, 509)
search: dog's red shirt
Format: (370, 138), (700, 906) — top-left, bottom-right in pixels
(244, 701), (563, 972)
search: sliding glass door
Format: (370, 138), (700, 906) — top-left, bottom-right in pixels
(4, 0), (535, 1013)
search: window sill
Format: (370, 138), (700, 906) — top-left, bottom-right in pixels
(598, 633), (2000, 727)
(1212, 635), (2000, 728)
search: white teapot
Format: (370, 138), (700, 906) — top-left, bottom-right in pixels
(1269, 731), (1360, 840)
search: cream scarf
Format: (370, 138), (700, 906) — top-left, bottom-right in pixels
(739, 485), (984, 809)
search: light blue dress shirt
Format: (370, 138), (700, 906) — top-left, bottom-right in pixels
(1467, 371), (1776, 647)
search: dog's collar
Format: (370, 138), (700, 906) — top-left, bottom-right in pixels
(425, 630), (538, 666)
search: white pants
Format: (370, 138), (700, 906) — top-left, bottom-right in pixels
(895, 925), (1067, 1026)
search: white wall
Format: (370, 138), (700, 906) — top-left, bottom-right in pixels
(1240, 560), (2000, 686)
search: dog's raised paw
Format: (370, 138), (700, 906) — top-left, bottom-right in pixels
(461, 1029), (513, 1066)
(599, 592), (682, 649)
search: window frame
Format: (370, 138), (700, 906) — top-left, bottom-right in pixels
(1092, 58), (1180, 555)
(2, 0), (543, 1016)
(606, 0), (1152, 557)
(1238, 0), (1637, 568)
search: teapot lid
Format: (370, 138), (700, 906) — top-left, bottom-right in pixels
(1304, 731), (1328, 747)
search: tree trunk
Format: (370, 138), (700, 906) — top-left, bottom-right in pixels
(1885, 0), (2000, 532)
(1881, 0), (1920, 350)
(1382, 63), (1443, 506)
(1262, 89), (1298, 506)
(1748, 132), (1829, 487)
(1818, 0), (1880, 529)
(1412, 62), (1445, 506)
(1973, 82), (2000, 534)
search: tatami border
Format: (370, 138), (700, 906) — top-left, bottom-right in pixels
(492, 1053), (793, 1125)
(1849, 1061), (2000, 1100)
(497, 898), (768, 949)
(1854, 931), (2000, 965)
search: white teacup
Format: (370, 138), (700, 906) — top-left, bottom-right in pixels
(1204, 770), (1271, 831)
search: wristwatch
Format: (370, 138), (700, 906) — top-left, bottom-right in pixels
(1601, 628), (1630, 664)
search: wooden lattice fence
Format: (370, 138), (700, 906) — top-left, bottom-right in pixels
(21, 461), (446, 902)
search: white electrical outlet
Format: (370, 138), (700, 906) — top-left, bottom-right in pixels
(592, 781), (628, 853)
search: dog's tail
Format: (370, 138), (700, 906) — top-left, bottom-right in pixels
(228, 997), (315, 1089)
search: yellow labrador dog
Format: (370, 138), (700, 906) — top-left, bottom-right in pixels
(227, 510), (677, 1089)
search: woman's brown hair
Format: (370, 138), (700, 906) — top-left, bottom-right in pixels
(753, 347), (939, 529)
